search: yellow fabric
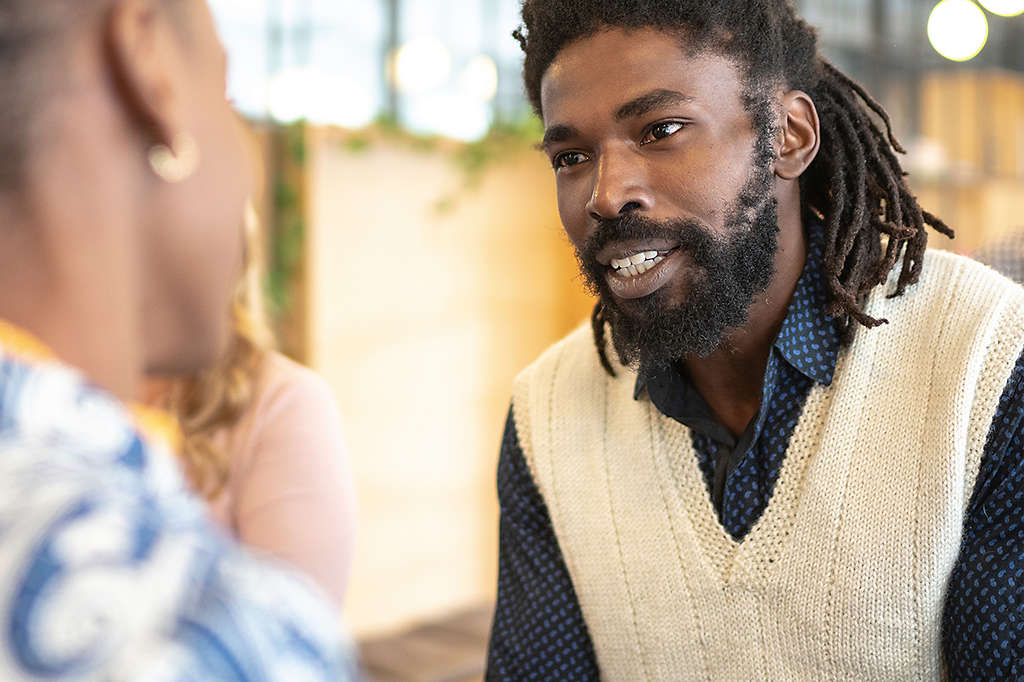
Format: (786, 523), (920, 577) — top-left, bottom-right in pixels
(130, 404), (183, 454)
(513, 250), (1024, 681)
(0, 318), (182, 453)
(0, 318), (55, 362)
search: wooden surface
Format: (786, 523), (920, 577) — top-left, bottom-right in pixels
(359, 604), (492, 682)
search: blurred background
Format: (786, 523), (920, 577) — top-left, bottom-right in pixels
(206, 0), (1024, 679)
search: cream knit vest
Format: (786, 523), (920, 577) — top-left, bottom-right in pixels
(512, 251), (1024, 681)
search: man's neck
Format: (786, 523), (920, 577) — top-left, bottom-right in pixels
(682, 210), (808, 438)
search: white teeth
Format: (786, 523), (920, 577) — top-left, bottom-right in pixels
(611, 250), (669, 276)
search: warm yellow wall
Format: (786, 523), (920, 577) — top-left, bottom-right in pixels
(920, 70), (1024, 178)
(305, 129), (592, 636)
(912, 178), (1024, 253)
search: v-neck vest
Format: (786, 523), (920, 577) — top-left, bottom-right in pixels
(512, 251), (1024, 681)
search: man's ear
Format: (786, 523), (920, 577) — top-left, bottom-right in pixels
(103, 0), (185, 148)
(774, 90), (820, 180)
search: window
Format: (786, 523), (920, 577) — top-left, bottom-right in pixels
(209, 0), (530, 140)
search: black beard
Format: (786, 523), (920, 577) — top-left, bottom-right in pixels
(576, 167), (780, 372)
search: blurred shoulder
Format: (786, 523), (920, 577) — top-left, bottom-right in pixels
(258, 351), (340, 411)
(233, 350), (347, 464)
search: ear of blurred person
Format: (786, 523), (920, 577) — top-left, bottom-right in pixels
(0, 1), (355, 679)
(109, 0), (258, 378)
(0, 0), (253, 401)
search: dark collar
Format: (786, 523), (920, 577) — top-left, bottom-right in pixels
(634, 224), (842, 400)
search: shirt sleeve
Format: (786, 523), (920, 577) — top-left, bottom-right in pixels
(943, 349), (1024, 678)
(486, 407), (600, 681)
(231, 357), (357, 608)
(0, 431), (357, 681)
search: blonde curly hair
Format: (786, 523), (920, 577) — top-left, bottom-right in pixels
(165, 202), (274, 500)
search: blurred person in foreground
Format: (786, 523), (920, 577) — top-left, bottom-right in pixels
(0, 0), (354, 679)
(488, 1), (1024, 679)
(145, 205), (357, 607)
(974, 229), (1024, 285)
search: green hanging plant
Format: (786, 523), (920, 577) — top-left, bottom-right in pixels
(265, 122), (308, 319)
(435, 114), (545, 215)
(335, 113), (545, 215)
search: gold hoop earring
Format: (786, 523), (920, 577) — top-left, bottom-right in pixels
(148, 133), (200, 183)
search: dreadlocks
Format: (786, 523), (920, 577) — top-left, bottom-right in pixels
(514, 0), (953, 373)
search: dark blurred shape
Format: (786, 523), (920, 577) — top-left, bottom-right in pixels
(974, 229), (1024, 284)
(359, 604), (492, 682)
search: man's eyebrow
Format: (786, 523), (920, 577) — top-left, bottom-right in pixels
(538, 90), (694, 150)
(539, 124), (581, 150)
(615, 89), (695, 121)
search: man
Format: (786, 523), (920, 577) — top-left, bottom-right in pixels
(487, 1), (1024, 679)
(0, 0), (353, 678)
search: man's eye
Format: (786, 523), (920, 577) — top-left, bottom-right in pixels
(553, 151), (589, 169)
(641, 121), (687, 145)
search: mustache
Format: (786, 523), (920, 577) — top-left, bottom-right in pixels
(579, 212), (718, 267)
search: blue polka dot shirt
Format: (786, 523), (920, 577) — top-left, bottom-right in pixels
(486, 227), (1024, 680)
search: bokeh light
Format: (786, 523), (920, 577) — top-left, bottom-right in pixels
(393, 38), (453, 93)
(268, 68), (315, 123)
(460, 55), (499, 102)
(978, 0), (1024, 16)
(928, 0), (989, 62)
(269, 68), (376, 128)
(404, 93), (493, 141)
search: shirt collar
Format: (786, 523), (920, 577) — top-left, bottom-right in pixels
(0, 317), (182, 452)
(771, 223), (842, 385)
(0, 318), (56, 363)
(634, 223), (841, 398)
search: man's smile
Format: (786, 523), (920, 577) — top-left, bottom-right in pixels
(602, 246), (686, 300)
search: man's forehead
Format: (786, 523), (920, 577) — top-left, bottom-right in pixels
(539, 27), (745, 124)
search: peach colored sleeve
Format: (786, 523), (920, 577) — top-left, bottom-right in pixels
(230, 354), (357, 607)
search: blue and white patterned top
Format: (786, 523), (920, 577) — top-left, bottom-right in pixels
(0, 347), (358, 681)
(487, 226), (1024, 680)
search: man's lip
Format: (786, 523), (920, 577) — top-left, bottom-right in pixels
(604, 247), (686, 300)
(595, 239), (680, 266)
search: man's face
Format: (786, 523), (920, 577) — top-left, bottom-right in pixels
(540, 26), (781, 369)
(141, 0), (254, 375)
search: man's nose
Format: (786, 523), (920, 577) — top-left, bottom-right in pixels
(585, 147), (653, 221)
